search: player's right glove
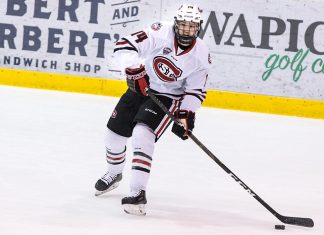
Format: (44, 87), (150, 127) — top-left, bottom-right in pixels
(171, 110), (195, 140)
(125, 65), (150, 96)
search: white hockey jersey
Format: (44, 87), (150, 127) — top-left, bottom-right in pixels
(113, 21), (211, 112)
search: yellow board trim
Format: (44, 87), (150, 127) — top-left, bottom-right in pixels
(1, 68), (324, 119)
(0, 68), (127, 97)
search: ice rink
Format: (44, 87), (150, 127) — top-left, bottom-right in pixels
(0, 85), (323, 235)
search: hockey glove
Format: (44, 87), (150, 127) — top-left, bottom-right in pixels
(171, 110), (195, 140)
(126, 65), (150, 96)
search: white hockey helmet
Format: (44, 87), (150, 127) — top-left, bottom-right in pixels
(174, 4), (203, 46)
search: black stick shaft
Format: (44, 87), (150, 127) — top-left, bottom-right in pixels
(147, 90), (314, 228)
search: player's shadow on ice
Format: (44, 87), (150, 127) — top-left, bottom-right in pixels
(149, 203), (270, 229)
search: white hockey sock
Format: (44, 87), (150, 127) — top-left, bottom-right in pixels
(104, 128), (128, 175)
(130, 123), (155, 192)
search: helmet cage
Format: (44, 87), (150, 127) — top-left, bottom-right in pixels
(173, 5), (203, 46)
(174, 20), (202, 46)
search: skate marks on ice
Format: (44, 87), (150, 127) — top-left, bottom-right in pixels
(148, 202), (269, 229)
(0, 86), (323, 235)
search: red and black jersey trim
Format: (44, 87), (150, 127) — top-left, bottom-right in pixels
(184, 91), (207, 103)
(150, 89), (183, 100)
(114, 37), (138, 53)
(192, 88), (207, 93)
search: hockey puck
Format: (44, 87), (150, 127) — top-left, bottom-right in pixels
(275, 225), (285, 230)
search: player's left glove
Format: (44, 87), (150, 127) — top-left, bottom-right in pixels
(126, 65), (150, 96)
(171, 110), (195, 140)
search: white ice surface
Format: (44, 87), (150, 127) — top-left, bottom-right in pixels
(0, 85), (323, 235)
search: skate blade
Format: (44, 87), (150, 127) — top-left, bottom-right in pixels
(95, 182), (119, 196)
(123, 204), (146, 216)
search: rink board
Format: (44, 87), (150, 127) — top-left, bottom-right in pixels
(1, 67), (324, 120)
(1, 0), (324, 119)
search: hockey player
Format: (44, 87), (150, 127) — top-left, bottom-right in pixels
(95, 4), (211, 216)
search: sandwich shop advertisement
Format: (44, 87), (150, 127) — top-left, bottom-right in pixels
(0, 0), (324, 118)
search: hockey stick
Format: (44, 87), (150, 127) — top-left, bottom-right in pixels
(147, 89), (314, 228)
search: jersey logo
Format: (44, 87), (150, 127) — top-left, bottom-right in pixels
(163, 47), (172, 55)
(151, 22), (162, 31)
(153, 56), (183, 82)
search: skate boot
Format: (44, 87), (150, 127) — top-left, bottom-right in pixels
(95, 172), (122, 196)
(121, 190), (147, 216)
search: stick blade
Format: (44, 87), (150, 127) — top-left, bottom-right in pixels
(279, 215), (314, 227)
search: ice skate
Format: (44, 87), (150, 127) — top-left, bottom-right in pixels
(95, 172), (122, 196)
(121, 190), (147, 216)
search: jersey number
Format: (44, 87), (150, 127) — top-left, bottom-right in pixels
(131, 31), (148, 43)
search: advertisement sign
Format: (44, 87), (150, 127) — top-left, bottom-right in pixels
(0, 0), (157, 77)
(1, 0), (324, 101)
